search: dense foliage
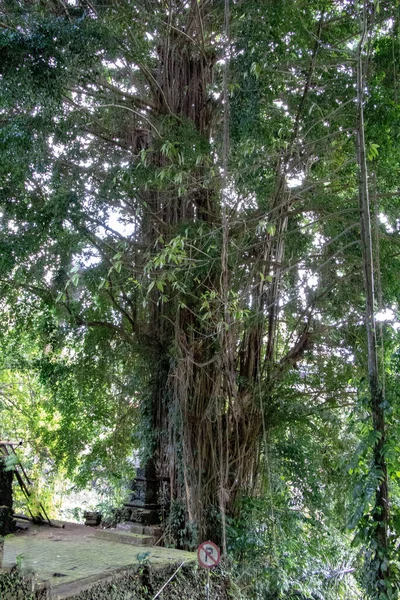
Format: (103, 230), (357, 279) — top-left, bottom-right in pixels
(1, 0), (400, 598)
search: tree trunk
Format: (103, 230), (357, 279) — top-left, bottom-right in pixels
(143, 1), (266, 545)
(0, 458), (14, 536)
(356, 2), (390, 589)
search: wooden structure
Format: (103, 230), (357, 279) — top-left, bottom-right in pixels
(0, 440), (51, 526)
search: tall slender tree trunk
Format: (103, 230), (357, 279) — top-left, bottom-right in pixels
(356, 3), (390, 590)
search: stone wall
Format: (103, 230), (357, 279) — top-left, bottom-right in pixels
(68, 563), (231, 600)
(0, 562), (234, 599)
(0, 567), (49, 600)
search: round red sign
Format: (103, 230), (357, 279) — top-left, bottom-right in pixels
(197, 541), (221, 568)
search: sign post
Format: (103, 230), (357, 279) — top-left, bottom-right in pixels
(197, 541), (221, 600)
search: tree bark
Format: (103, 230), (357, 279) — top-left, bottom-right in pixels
(0, 458), (14, 536)
(356, 2), (390, 586)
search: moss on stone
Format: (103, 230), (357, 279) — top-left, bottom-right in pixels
(0, 567), (49, 600)
(67, 563), (231, 600)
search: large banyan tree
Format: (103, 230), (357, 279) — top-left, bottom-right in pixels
(1, 1), (399, 572)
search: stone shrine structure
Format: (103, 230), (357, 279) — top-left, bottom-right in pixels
(123, 459), (168, 526)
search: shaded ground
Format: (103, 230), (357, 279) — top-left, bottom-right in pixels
(3, 521), (195, 598)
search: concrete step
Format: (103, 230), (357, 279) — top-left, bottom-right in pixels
(116, 522), (161, 537)
(95, 529), (154, 546)
(116, 522), (147, 534)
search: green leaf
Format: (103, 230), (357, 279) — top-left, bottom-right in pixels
(367, 143), (380, 160)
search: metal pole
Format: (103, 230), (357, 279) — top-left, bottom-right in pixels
(206, 569), (210, 600)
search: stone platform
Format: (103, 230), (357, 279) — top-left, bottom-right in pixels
(94, 528), (154, 546)
(2, 521), (195, 599)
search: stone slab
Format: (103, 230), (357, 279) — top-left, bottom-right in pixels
(95, 529), (154, 546)
(116, 522), (147, 534)
(3, 525), (195, 598)
(116, 522), (162, 537)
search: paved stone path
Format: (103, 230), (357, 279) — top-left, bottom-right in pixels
(3, 522), (195, 596)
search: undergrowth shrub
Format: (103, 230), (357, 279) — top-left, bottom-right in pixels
(228, 495), (361, 600)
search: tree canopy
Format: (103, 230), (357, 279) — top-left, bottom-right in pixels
(1, 0), (400, 598)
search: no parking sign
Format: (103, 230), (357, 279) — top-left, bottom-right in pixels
(197, 541), (221, 568)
